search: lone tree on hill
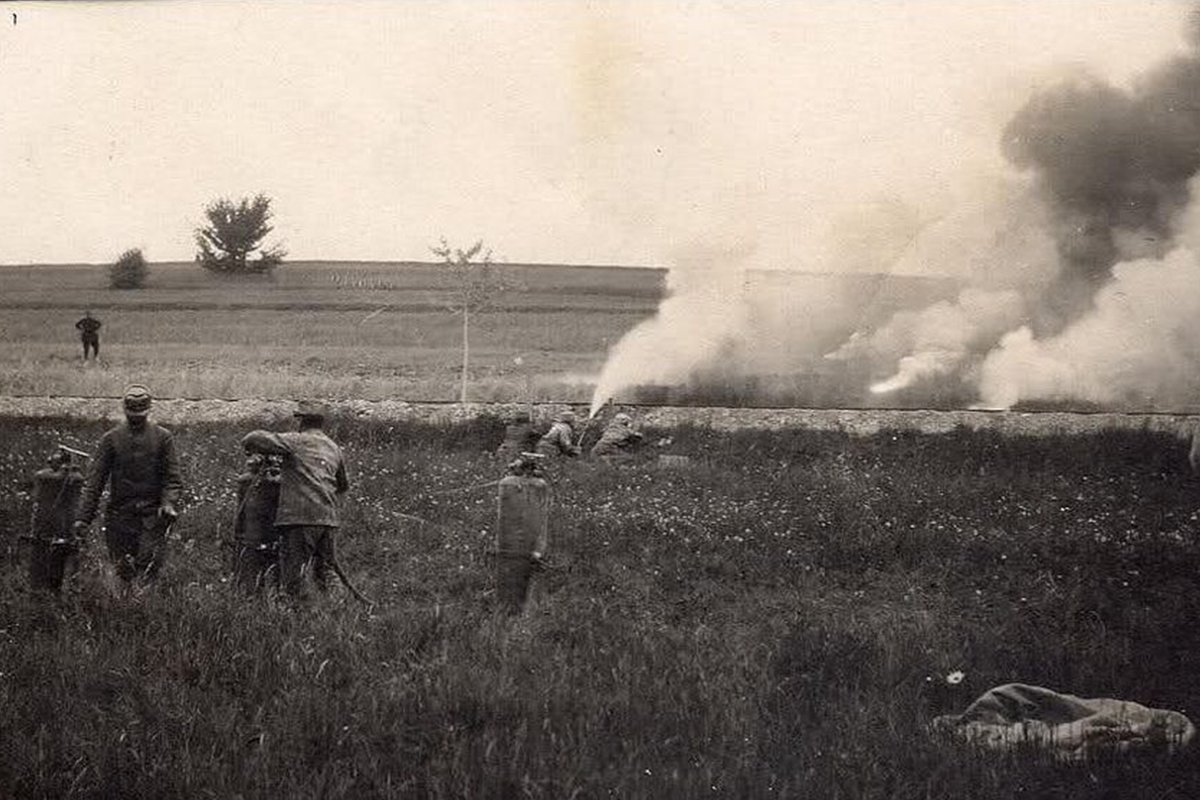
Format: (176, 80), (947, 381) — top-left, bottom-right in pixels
(194, 193), (287, 274)
(109, 247), (148, 289)
(433, 238), (511, 403)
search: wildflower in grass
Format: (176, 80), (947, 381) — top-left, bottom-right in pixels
(947, 671), (965, 685)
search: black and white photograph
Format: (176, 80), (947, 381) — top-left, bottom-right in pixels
(4, 0), (1200, 797)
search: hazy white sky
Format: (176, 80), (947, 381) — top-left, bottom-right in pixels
(0, 0), (1191, 267)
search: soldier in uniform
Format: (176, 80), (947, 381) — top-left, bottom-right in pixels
(75, 311), (102, 361)
(536, 410), (582, 458)
(242, 400), (350, 602)
(72, 385), (183, 585)
(590, 412), (644, 460)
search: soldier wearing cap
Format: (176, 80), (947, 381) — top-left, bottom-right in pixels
(241, 400), (350, 601)
(73, 385), (184, 584)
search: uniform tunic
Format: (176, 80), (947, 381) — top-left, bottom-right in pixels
(75, 421), (183, 581)
(241, 427), (349, 600)
(76, 422), (182, 524)
(536, 421), (579, 457)
(590, 420), (643, 458)
(240, 429), (348, 526)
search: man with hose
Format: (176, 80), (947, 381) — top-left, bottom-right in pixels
(242, 400), (353, 604)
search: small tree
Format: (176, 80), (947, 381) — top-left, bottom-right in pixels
(194, 193), (287, 274)
(109, 248), (148, 289)
(432, 238), (511, 403)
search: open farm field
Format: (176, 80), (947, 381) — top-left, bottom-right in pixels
(0, 261), (667, 308)
(0, 261), (663, 401)
(2, 416), (1200, 798)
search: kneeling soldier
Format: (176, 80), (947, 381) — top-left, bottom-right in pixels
(590, 412), (644, 460)
(242, 400), (349, 602)
(72, 385), (183, 586)
(536, 411), (582, 458)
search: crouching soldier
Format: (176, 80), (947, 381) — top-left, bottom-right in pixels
(496, 410), (541, 461)
(72, 385), (183, 586)
(242, 400), (349, 602)
(536, 411), (582, 458)
(590, 412), (643, 460)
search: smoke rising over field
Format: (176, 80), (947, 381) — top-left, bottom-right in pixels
(589, 5), (1200, 413)
(978, 190), (1200, 409)
(975, 7), (1200, 409)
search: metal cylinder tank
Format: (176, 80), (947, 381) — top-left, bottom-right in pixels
(233, 464), (282, 594)
(28, 461), (84, 593)
(495, 473), (549, 613)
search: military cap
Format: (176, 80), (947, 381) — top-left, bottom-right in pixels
(122, 384), (153, 417)
(293, 399), (330, 419)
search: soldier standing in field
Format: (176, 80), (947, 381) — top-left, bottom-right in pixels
(75, 311), (102, 361)
(72, 385), (183, 586)
(242, 400), (350, 602)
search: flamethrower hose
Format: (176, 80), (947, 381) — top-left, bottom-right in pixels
(329, 554), (374, 607)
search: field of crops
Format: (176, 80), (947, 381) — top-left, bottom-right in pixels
(0, 261), (664, 401)
(2, 416), (1200, 799)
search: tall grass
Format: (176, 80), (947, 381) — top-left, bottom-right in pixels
(2, 418), (1199, 798)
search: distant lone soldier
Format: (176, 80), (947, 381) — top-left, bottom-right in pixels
(536, 410), (582, 458)
(72, 385), (183, 586)
(75, 311), (102, 360)
(496, 410), (542, 460)
(590, 412), (644, 460)
(242, 400), (350, 602)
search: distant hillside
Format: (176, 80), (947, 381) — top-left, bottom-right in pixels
(0, 259), (667, 310)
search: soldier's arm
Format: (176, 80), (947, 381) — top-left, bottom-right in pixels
(1190, 430), (1200, 474)
(242, 430), (292, 456)
(160, 431), (184, 510)
(75, 434), (114, 526)
(75, 319), (84, 331)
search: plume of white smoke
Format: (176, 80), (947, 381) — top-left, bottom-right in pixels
(978, 191), (1200, 410)
(843, 7), (1200, 409)
(581, 5), (1197, 412)
(589, 241), (754, 416)
(861, 288), (1026, 395)
(826, 178), (1056, 396)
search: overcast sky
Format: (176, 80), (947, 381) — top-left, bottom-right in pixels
(0, 0), (1192, 267)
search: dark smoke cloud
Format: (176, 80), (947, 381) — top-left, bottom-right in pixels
(1001, 7), (1200, 324)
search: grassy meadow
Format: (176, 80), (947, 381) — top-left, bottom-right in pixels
(2, 416), (1200, 798)
(0, 261), (664, 401)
